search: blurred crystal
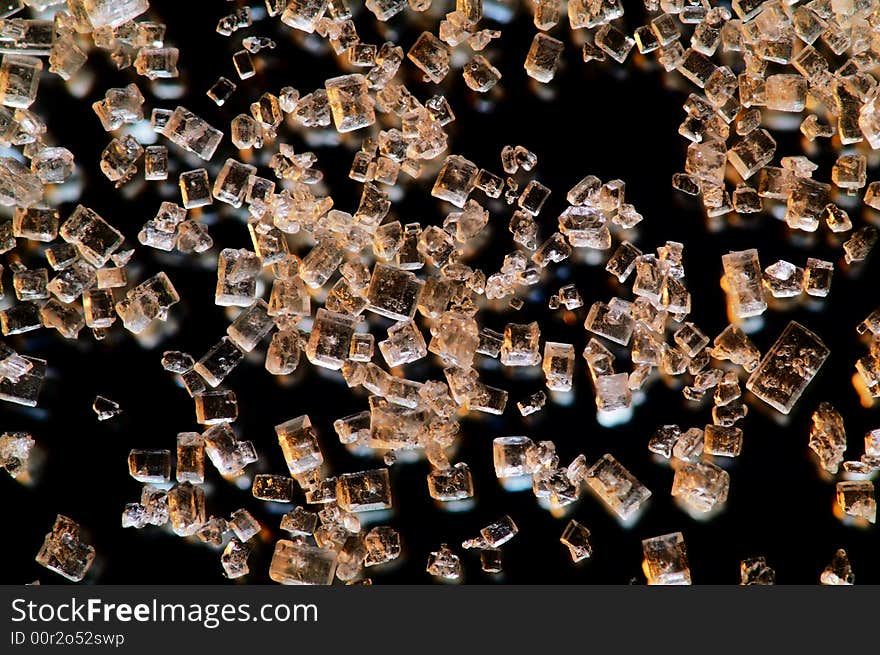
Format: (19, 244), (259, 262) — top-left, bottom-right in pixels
(843, 227), (877, 264)
(672, 461), (729, 512)
(820, 549), (854, 585)
(270, 540), (337, 585)
(741, 557), (775, 585)
(836, 480), (876, 524)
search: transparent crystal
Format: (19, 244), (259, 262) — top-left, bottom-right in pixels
(746, 321), (829, 414)
(672, 461), (729, 512)
(642, 532), (690, 585)
(586, 454), (651, 521)
(809, 402), (847, 475)
(35, 515), (95, 582)
(270, 539), (337, 585)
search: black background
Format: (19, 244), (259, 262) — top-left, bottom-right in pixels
(2, 0), (879, 584)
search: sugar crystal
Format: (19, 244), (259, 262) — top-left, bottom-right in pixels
(586, 454), (651, 521)
(820, 549), (854, 585)
(35, 515), (94, 582)
(746, 322), (829, 415)
(642, 532), (690, 585)
(836, 480), (876, 524)
(809, 402), (846, 475)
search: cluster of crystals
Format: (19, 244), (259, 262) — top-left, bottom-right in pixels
(636, 0), (880, 251)
(843, 427), (880, 474)
(650, 423), (734, 514)
(0, 5), (189, 418)
(4, 0), (877, 586)
(120, 408), (400, 582)
(455, 515), (518, 576)
(2, 199), (182, 350)
(493, 436), (598, 513)
(268, 468), (400, 584)
(805, 403), (876, 525)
